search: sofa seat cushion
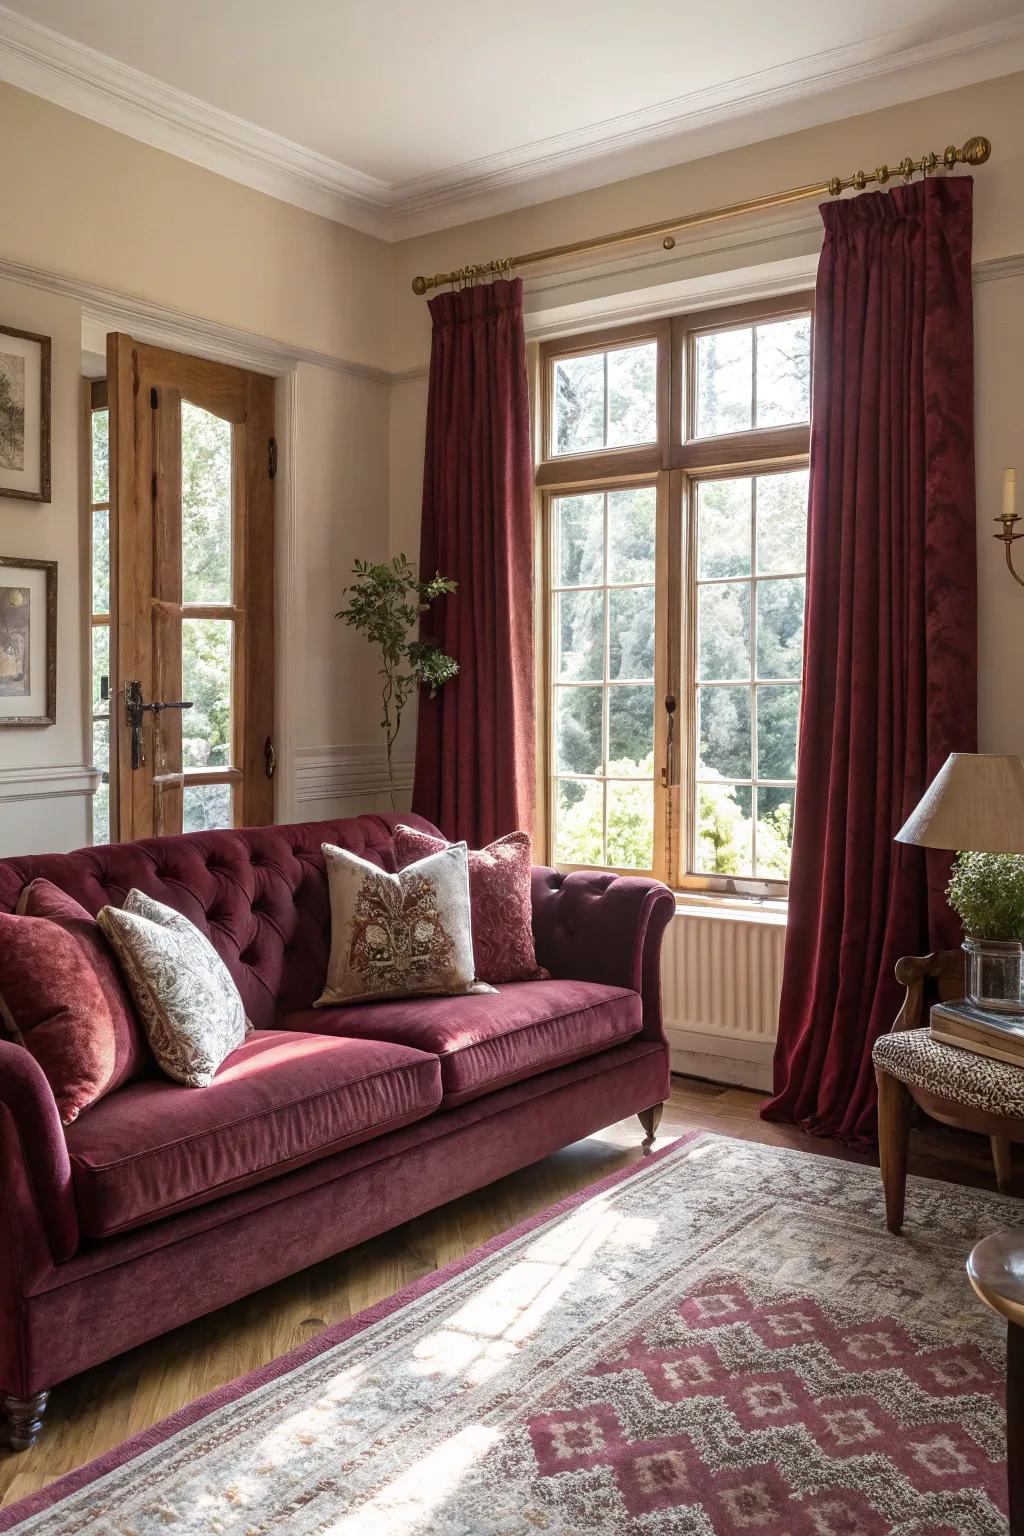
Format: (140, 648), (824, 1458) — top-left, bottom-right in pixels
(285, 980), (642, 1107)
(65, 1030), (442, 1237)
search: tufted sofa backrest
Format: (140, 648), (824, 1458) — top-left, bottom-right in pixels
(0, 814), (441, 1029)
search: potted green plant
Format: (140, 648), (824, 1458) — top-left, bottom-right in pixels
(337, 555), (458, 810)
(947, 851), (1024, 1014)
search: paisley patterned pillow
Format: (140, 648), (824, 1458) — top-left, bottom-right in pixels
(393, 825), (547, 985)
(316, 841), (485, 1007)
(97, 891), (249, 1087)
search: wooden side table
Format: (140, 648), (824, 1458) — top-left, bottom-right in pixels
(968, 1229), (1024, 1534)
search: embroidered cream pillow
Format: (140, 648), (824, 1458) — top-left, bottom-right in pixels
(316, 841), (484, 1007)
(98, 890), (248, 1087)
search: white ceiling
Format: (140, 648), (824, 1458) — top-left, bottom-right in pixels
(2, 0), (1022, 238)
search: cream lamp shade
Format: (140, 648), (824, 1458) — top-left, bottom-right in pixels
(895, 754), (1024, 853)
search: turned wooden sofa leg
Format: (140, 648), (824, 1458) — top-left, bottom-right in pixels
(876, 1069), (910, 1235)
(4, 1391), (50, 1452)
(638, 1103), (664, 1155)
(991, 1135), (1015, 1194)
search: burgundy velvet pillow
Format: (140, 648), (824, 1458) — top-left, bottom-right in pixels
(0, 880), (150, 1122)
(393, 826), (548, 985)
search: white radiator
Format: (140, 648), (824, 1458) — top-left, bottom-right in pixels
(661, 907), (787, 1090)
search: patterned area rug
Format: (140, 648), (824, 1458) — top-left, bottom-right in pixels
(2, 1134), (1014, 1535)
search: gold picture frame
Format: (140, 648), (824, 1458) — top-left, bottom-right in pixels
(0, 325), (51, 503)
(0, 556), (57, 726)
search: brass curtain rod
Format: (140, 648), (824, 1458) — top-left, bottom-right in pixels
(410, 134), (992, 296)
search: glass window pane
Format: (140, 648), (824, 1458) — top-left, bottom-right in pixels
(756, 786), (795, 878)
(553, 353), (604, 456)
(183, 782), (232, 834)
(554, 778), (603, 865)
(755, 316), (811, 428)
(555, 686), (602, 775)
(756, 578), (805, 680)
(756, 470), (808, 575)
(607, 781), (654, 869)
(608, 685), (654, 774)
(698, 582), (750, 681)
(697, 686), (752, 781)
(182, 617), (233, 770)
(91, 716), (110, 846)
(557, 590), (604, 681)
(181, 400), (232, 604)
(698, 478), (751, 579)
(606, 343), (657, 447)
(91, 624), (109, 715)
(607, 486), (655, 583)
(757, 685), (800, 780)
(696, 783), (753, 876)
(91, 506), (110, 615)
(695, 327), (753, 438)
(556, 493), (604, 586)
(91, 407), (109, 504)
(609, 588), (654, 680)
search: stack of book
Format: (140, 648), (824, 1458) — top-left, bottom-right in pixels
(930, 1000), (1024, 1066)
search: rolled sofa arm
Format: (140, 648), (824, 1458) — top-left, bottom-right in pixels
(531, 868), (675, 1044)
(0, 1039), (77, 1264)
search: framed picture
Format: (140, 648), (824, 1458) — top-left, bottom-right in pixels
(0, 326), (51, 503)
(0, 557), (56, 726)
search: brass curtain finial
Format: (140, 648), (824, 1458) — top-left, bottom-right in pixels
(410, 134), (992, 296)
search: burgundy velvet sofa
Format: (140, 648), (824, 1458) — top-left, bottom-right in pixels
(0, 813), (674, 1449)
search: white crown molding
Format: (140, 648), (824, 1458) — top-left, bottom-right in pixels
(294, 743), (415, 805)
(0, 763), (100, 802)
(0, 3), (1021, 239)
(974, 253), (1024, 284)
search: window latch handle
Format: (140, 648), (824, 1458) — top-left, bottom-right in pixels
(661, 694), (677, 789)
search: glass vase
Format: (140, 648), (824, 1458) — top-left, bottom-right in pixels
(963, 937), (1024, 1015)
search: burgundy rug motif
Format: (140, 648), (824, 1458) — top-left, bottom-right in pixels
(1, 1134), (1011, 1535)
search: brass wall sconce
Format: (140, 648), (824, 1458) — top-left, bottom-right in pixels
(995, 468), (1023, 588)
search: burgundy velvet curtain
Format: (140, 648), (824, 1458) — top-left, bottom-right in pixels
(412, 278), (535, 846)
(763, 177), (977, 1147)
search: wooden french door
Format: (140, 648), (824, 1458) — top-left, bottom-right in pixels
(107, 335), (275, 840)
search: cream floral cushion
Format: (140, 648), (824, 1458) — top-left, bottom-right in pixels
(873, 1028), (1024, 1118)
(98, 890), (248, 1087)
(316, 841), (487, 1007)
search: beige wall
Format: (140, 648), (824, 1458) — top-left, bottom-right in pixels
(390, 71), (1024, 764)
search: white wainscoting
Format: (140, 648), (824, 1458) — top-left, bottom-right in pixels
(662, 904), (786, 1091)
(0, 763), (100, 857)
(291, 741), (415, 821)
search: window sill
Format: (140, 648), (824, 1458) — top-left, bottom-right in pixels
(672, 892), (788, 926)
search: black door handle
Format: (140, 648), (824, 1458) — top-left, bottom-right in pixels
(124, 681), (194, 770)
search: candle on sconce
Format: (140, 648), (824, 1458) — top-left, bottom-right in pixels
(1004, 467), (1017, 521)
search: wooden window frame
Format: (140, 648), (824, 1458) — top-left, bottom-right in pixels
(538, 294), (813, 899)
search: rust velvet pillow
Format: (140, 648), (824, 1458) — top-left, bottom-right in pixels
(393, 826), (547, 985)
(0, 880), (150, 1122)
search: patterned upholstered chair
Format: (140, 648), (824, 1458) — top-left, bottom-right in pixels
(873, 950), (1024, 1234)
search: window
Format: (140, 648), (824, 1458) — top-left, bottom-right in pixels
(539, 300), (812, 894)
(88, 382), (112, 845)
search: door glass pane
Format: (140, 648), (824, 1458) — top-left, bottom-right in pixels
(696, 783), (753, 876)
(755, 316), (811, 428)
(554, 779), (604, 865)
(91, 507), (110, 615)
(183, 782), (232, 834)
(92, 407), (109, 503)
(608, 685), (654, 773)
(181, 401), (232, 604)
(607, 780), (654, 869)
(695, 328), (753, 438)
(609, 589), (654, 680)
(756, 578), (805, 679)
(607, 486), (656, 582)
(182, 617), (233, 769)
(91, 716), (110, 846)
(91, 624), (109, 713)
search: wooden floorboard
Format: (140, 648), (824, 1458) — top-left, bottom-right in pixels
(0, 1072), (1014, 1507)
